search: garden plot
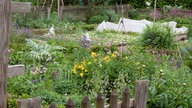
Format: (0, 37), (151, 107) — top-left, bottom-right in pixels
(97, 18), (188, 35)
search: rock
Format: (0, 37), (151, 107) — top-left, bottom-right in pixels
(175, 35), (187, 41)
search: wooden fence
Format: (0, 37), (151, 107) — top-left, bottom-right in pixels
(31, 4), (131, 21)
(17, 80), (149, 108)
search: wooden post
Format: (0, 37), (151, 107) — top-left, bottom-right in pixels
(81, 96), (90, 108)
(115, 3), (119, 14)
(121, 88), (130, 108)
(47, 7), (51, 19)
(66, 98), (75, 108)
(0, 0), (10, 108)
(60, 6), (64, 21)
(134, 80), (149, 108)
(18, 97), (41, 108)
(49, 102), (58, 108)
(153, 0), (157, 23)
(57, 0), (60, 15)
(162, 6), (165, 18)
(109, 90), (118, 108)
(96, 93), (104, 108)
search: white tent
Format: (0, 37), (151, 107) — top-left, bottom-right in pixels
(96, 18), (188, 35)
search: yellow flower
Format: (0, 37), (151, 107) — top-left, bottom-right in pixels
(80, 72), (84, 77)
(103, 56), (111, 62)
(113, 51), (119, 55)
(73, 69), (77, 74)
(82, 59), (86, 66)
(125, 56), (128, 59)
(74, 64), (78, 68)
(85, 69), (88, 72)
(94, 59), (97, 62)
(136, 62), (140, 65)
(91, 52), (97, 58)
(111, 53), (117, 57)
(88, 62), (92, 65)
(81, 67), (85, 70)
(78, 65), (83, 69)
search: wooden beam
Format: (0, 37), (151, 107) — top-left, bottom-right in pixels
(11, 1), (31, 13)
(0, 0), (11, 107)
(8, 65), (25, 77)
(134, 80), (149, 108)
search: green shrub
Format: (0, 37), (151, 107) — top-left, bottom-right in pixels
(128, 9), (139, 19)
(88, 9), (120, 24)
(180, 40), (192, 69)
(148, 66), (192, 107)
(102, 10), (120, 22)
(172, 17), (192, 28)
(141, 24), (174, 49)
(187, 25), (192, 39)
(81, 24), (95, 31)
(89, 14), (109, 24)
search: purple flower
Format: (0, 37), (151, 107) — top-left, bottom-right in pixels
(32, 79), (38, 83)
(42, 78), (46, 81)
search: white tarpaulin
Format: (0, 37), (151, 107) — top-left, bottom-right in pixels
(96, 18), (188, 35)
(96, 21), (118, 32)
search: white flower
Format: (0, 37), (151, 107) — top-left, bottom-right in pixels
(49, 25), (55, 36)
(161, 73), (165, 76)
(160, 69), (164, 72)
(146, 1), (151, 6)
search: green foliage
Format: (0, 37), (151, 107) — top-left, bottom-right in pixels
(25, 39), (65, 63)
(187, 25), (192, 39)
(180, 41), (192, 69)
(88, 9), (119, 24)
(148, 66), (192, 107)
(128, 9), (139, 19)
(141, 24), (174, 49)
(89, 14), (109, 24)
(34, 90), (66, 105)
(102, 10), (120, 22)
(81, 24), (95, 31)
(171, 17), (192, 28)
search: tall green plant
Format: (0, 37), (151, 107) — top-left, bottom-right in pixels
(187, 25), (192, 39)
(141, 24), (174, 49)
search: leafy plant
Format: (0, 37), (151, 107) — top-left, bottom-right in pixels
(128, 9), (139, 19)
(141, 24), (174, 49)
(89, 14), (109, 24)
(180, 41), (192, 69)
(26, 39), (66, 64)
(187, 25), (192, 39)
(148, 66), (192, 107)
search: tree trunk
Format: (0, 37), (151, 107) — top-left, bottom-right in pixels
(153, 0), (157, 23)
(61, 0), (64, 7)
(50, 0), (54, 12)
(0, 0), (10, 107)
(57, 0), (60, 15)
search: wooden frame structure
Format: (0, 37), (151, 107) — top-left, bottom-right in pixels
(0, 1), (31, 107)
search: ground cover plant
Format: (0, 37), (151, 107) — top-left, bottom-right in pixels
(8, 6), (192, 108)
